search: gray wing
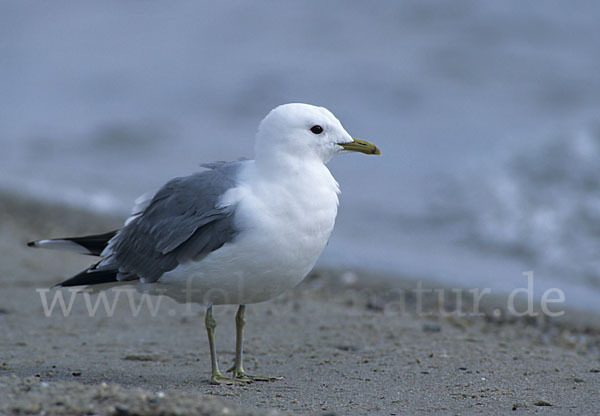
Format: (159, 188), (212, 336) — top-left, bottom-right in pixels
(99, 161), (243, 283)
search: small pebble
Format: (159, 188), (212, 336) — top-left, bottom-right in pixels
(422, 323), (441, 332)
(573, 377), (585, 383)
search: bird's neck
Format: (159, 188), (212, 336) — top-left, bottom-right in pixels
(256, 148), (312, 174)
(251, 151), (340, 199)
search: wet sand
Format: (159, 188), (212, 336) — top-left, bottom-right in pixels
(1, 193), (599, 415)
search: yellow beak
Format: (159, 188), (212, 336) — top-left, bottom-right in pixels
(338, 138), (381, 155)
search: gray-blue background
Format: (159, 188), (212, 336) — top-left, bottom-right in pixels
(2, 1), (599, 310)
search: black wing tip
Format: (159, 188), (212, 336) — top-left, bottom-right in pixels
(55, 267), (119, 287)
(26, 230), (118, 255)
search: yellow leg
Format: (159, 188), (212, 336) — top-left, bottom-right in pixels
(226, 305), (282, 382)
(205, 306), (247, 385)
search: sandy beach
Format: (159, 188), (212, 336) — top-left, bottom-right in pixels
(1, 193), (599, 415)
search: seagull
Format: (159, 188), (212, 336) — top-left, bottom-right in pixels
(28, 103), (381, 384)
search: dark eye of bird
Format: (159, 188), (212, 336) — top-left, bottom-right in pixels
(310, 125), (323, 134)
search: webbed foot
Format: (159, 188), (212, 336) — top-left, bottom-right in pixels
(226, 365), (282, 382)
(210, 371), (253, 385)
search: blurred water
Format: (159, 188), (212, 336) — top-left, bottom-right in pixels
(2, 1), (600, 310)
